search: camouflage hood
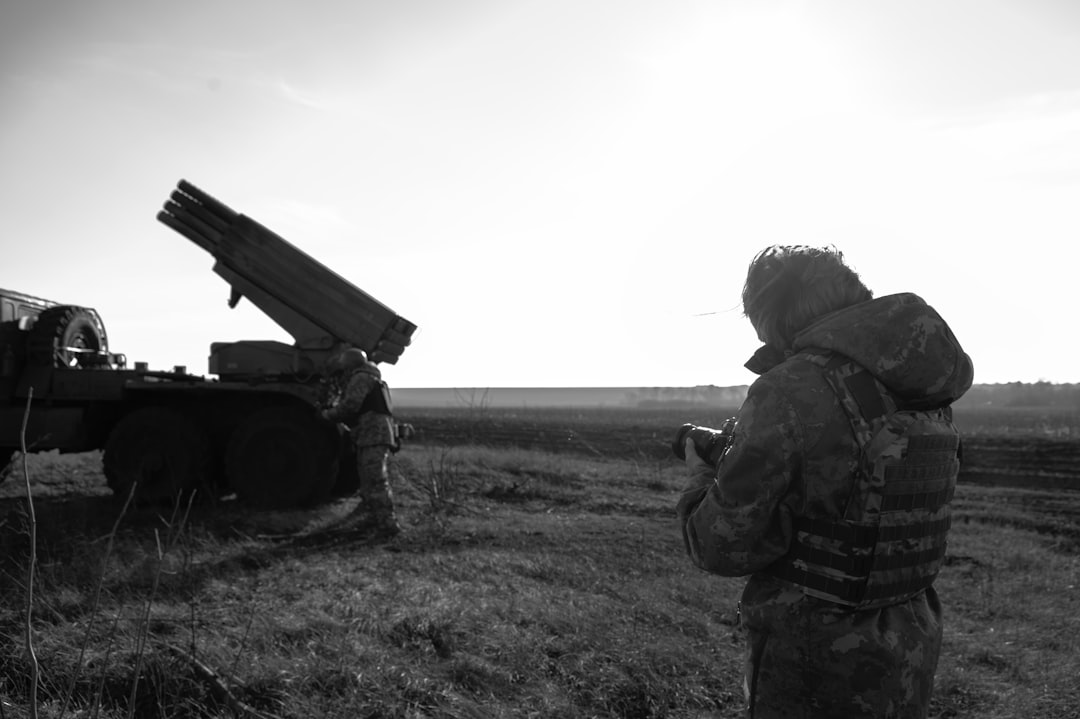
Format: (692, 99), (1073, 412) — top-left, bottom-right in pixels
(747, 292), (974, 407)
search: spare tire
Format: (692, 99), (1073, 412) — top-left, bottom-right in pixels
(27, 305), (108, 368)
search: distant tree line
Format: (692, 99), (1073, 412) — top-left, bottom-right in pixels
(396, 383), (1080, 410)
(629, 385), (749, 408)
(629, 383), (1080, 410)
(956, 382), (1080, 408)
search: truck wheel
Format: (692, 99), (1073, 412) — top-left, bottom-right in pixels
(27, 305), (108, 368)
(225, 406), (339, 509)
(104, 407), (214, 504)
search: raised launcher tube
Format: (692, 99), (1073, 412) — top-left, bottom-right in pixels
(156, 180), (417, 374)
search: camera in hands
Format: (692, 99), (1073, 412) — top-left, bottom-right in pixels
(671, 418), (737, 467)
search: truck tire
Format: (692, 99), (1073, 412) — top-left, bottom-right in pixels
(27, 305), (108, 368)
(225, 405), (339, 509)
(104, 407), (214, 504)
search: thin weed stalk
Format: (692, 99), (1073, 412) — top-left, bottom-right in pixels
(228, 603), (258, 682)
(90, 610), (123, 719)
(19, 388), (39, 719)
(58, 481), (136, 719)
(414, 449), (479, 530)
(126, 491), (196, 719)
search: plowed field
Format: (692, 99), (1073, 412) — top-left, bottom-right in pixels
(397, 406), (1080, 486)
(396, 405), (1080, 549)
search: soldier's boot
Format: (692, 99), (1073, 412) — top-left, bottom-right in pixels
(344, 495), (400, 538)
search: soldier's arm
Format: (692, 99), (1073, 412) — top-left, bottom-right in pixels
(677, 377), (802, 576)
(322, 371), (379, 422)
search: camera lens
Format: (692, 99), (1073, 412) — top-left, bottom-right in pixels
(671, 423), (696, 460)
(671, 421), (736, 467)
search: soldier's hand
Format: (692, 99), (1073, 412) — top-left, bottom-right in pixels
(683, 437), (709, 471)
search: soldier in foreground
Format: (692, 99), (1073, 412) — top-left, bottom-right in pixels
(320, 347), (401, 539)
(677, 245), (973, 718)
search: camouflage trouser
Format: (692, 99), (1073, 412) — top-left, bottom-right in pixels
(741, 583), (943, 718)
(343, 412), (398, 527)
(354, 445), (396, 522)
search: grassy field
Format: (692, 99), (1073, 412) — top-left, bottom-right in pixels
(0, 406), (1078, 718)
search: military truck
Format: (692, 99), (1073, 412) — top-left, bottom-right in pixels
(0, 180), (417, 508)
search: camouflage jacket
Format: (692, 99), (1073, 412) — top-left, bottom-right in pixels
(677, 292), (974, 714)
(322, 368), (396, 448)
(678, 292), (972, 579)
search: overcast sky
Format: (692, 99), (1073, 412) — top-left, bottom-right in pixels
(3, 0), (1079, 388)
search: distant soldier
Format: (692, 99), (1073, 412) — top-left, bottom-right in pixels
(678, 245), (974, 718)
(320, 346), (401, 538)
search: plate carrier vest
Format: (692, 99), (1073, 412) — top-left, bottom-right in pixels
(360, 379), (394, 416)
(765, 351), (961, 609)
